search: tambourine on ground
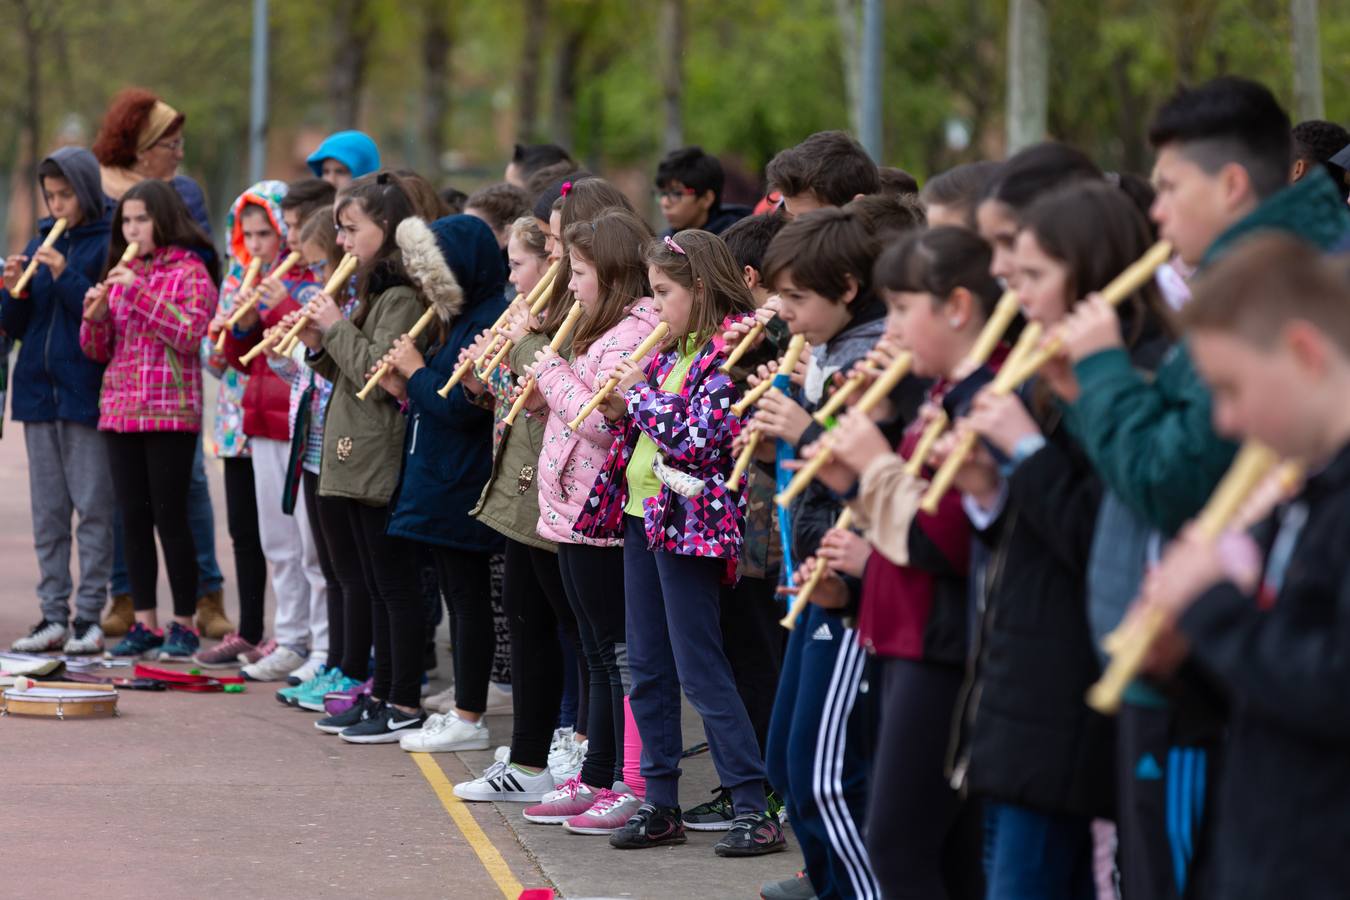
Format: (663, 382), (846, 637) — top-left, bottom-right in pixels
(1, 686), (119, 720)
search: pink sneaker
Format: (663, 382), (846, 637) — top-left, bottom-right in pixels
(192, 633), (261, 668)
(562, 784), (642, 835)
(523, 775), (602, 824)
(240, 638), (277, 666)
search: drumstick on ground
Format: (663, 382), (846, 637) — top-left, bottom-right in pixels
(11, 218), (68, 296)
(568, 322), (672, 431)
(502, 300), (586, 426)
(13, 676), (116, 693)
(780, 508), (854, 630)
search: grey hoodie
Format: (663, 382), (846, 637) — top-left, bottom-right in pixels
(45, 146), (106, 225)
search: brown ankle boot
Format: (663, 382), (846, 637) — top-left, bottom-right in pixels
(195, 589), (234, 639)
(101, 593), (134, 637)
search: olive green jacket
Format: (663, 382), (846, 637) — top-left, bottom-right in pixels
(308, 285), (425, 506)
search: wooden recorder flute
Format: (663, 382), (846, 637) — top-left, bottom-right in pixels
(567, 322), (671, 431)
(437, 263), (561, 399)
(727, 334), (810, 490)
(273, 253), (359, 355)
(780, 508), (855, 630)
(774, 349), (914, 506)
(903, 289), (1023, 475)
(917, 321), (1044, 514)
(502, 300), (585, 426)
(720, 311), (776, 374)
(1085, 443), (1295, 714)
(215, 258), (263, 352)
(118, 242), (141, 266)
(11, 218), (68, 296)
(220, 250), (304, 345)
(355, 304), (441, 401)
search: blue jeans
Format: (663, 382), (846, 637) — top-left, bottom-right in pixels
(110, 434), (222, 596)
(983, 801), (1095, 900)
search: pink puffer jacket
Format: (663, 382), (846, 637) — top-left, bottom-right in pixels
(79, 246), (216, 433)
(532, 302), (662, 546)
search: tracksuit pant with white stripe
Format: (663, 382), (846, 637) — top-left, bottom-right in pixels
(767, 604), (879, 900)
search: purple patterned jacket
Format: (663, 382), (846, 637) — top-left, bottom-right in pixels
(574, 323), (748, 576)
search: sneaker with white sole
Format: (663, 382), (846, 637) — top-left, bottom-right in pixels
(550, 738), (588, 785)
(485, 681), (513, 714)
(423, 684), (457, 715)
(62, 619), (104, 655)
(339, 702), (425, 744)
(523, 774), (602, 824)
(315, 693), (376, 734)
(241, 645), (306, 682)
(399, 712), (490, 753)
(453, 760), (555, 803)
(562, 783), (642, 835)
(12, 620), (67, 653)
(286, 655), (323, 686)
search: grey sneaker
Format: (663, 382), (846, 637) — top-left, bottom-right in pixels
(12, 620), (67, 653)
(760, 872), (817, 900)
(62, 619), (104, 655)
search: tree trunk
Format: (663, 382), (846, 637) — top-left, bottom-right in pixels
(517, 0), (545, 142)
(832, 0), (862, 137)
(1006, 0), (1048, 153)
(549, 23), (585, 151)
(1291, 0), (1324, 120)
(659, 0), (684, 152)
(330, 0), (371, 130)
(421, 1), (452, 175)
(16, 0), (42, 230)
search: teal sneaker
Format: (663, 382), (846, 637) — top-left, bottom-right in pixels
(107, 621), (163, 659)
(156, 622), (200, 660)
(298, 671), (360, 712)
(277, 664), (332, 708)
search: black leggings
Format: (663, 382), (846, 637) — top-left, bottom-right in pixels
(304, 472), (345, 670)
(866, 657), (984, 900)
(430, 546), (495, 714)
(558, 543), (627, 788)
(106, 431), (199, 618)
(223, 457), (267, 644)
(315, 493), (376, 684)
(719, 573), (785, 759)
(503, 538), (579, 768)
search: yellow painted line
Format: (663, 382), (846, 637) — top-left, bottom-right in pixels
(411, 752), (527, 899)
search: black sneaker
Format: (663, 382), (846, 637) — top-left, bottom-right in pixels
(340, 704), (426, 744)
(608, 803), (687, 849)
(315, 693), (375, 734)
(714, 811), (788, 858)
(683, 785), (734, 831)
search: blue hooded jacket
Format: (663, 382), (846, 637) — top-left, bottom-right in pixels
(387, 215), (507, 552)
(1, 147), (112, 426)
(305, 131), (381, 180)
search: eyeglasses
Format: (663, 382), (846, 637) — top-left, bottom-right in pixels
(155, 138), (185, 152)
(653, 187), (697, 203)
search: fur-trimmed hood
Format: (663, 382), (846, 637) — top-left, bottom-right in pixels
(396, 213), (507, 338)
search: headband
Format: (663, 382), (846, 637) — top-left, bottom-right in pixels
(137, 100), (181, 154)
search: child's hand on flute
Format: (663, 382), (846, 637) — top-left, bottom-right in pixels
(386, 334), (425, 379)
(105, 263), (136, 289)
(529, 344), (560, 374)
(611, 357), (647, 393)
(32, 244), (67, 281)
(207, 311), (229, 344)
(456, 345), (485, 395)
(368, 351), (408, 402)
(829, 409), (894, 475)
(721, 301), (777, 352)
(931, 428), (1001, 506)
(1059, 294), (1124, 362)
(751, 387), (813, 445)
(255, 278), (287, 313)
(82, 284), (110, 322)
(3, 254), (28, 294)
(781, 557), (849, 610)
(965, 389), (1040, 457)
(786, 434), (857, 494)
(503, 306), (537, 343)
(304, 292), (343, 333)
(819, 526), (870, 578)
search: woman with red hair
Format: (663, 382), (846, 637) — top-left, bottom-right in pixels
(91, 87), (229, 644)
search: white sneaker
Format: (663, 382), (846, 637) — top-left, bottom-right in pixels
(493, 745), (511, 765)
(453, 760), (556, 803)
(424, 685), (457, 715)
(549, 726), (575, 756)
(11, 620), (67, 653)
(550, 738), (588, 785)
(62, 620), (104, 655)
(287, 655), (324, 686)
(400, 712), (490, 752)
(241, 645), (306, 682)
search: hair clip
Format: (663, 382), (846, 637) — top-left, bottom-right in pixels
(664, 235), (686, 256)
(561, 181), (573, 198)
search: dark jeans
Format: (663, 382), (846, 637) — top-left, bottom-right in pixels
(983, 801), (1095, 900)
(303, 471), (345, 670)
(223, 457), (267, 644)
(867, 657), (983, 900)
(501, 538), (579, 768)
(430, 546), (494, 714)
(558, 542), (627, 788)
(105, 431), (198, 618)
(719, 573), (785, 758)
(623, 516), (767, 814)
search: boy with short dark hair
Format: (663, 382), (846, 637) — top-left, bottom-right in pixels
(1290, 119), (1350, 199)
(1, 147), (116, 654)
(1141, 233), (1350, 899)
(654, 146), (749, 235)
(279, 178), (336, 247)
(505, 142), (574, 188)
(765, 130), (879, 218)
(721, 212), (786, 305)
(465, 182), (531, 248)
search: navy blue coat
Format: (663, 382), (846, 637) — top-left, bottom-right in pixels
(1, 148), (112, 426)
(387, 215), (507, 553)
